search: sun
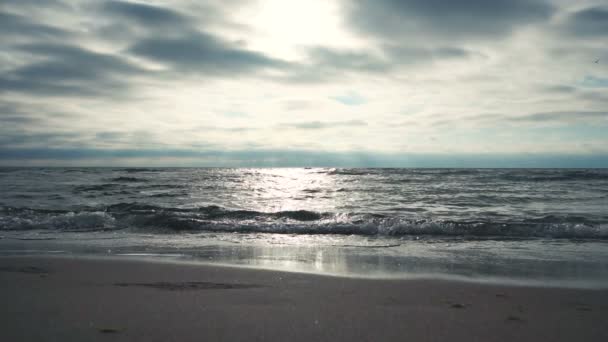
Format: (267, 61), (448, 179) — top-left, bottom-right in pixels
(244, 0), (357, 59)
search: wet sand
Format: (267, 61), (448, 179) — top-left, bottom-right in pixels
(1, 256), (607, 341)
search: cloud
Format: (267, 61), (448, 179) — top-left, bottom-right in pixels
(541, 84), (577, 93)
(0, 79), (109, 97)
(580, 90), (608, 104)
(95, 132), (126, 141)
(0, 43), (143, 96)
(91, 130), (161, 148)
(0, 0), (607, 166)
(0, 115), (32, 124)
(1, 0), (69, 10)
(0, 11), (70, 41)
(98, 1), (290, 77)
(280, 120), (368, 130)
(0, 103), (37, 124)
(306, 47), (391, 73)
(1, 0), (287, 99)
(509, 111), (608, 123)
(100, 1), (191, 28)
(18, 43), (141, 80)
(384, 45), (479, 63)
(560, 6), (608, 38)
(128, 32), (289, 76)
(345, 0), (554, 42)
(0, 131), (82, 148)
(99, 0), (249, 32)
(431, 111), (608, 128)
(285, 44), (477, 83)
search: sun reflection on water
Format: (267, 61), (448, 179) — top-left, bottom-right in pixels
(238, 168), (339, 212)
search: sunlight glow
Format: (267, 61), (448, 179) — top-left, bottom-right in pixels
(246, 0), (357, 59)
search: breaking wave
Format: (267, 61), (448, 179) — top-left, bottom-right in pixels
(1, 204), (606, 239)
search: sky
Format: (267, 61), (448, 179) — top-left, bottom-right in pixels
(1, 0), (607, 167)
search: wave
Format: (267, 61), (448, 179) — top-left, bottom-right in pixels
(0, 210), (116, 231)
(110, 177), (149, 182)
(325, 168), (375, 176)
(74, 184), (122, 192)
(114, 168), (162, 173)
(318, 168), (608, 182)
(499, 170), (608, 182)
(323, 168), (486, 176)
(149, 193), (181, 198)
(1, 204), (607, 239)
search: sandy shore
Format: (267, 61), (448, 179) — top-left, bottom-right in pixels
(1, 256), (607, 342)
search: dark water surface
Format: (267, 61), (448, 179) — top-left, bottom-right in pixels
(1, 168), (607, 286)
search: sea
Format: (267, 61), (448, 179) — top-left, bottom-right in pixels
(1, 167), (607, 287)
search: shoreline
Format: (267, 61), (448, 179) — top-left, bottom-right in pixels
(7, 252), (608, 290)
(1, 255), (607, 341)
(3, 232), (608, 290)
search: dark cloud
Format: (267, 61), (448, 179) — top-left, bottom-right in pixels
(1, 0), (70, 10)
(98, 1), (290, 77)
(18, 44), (141, 80)
(1, 0), (492, 90)
(99, 0), (250, 30)
(560, 7), (608, 37)
(0, 115), (32, 124)
(128, 32), (289, 75)
(0, 78), (111, 97)
(0, 103), (36, 124)
(0, 131), (82, 148)
(384, 45), (479, 63)
(345, 0), (554, 42)
(306, 47), (391, 73)
(91, 131), (160, 147)
(285, 45), (477, 83)
(0, 0), (292, 98)
(316, 45), (475, 68)
(96, 0), (254, 39)
(436, 111), (608, 127)
(541, 84), (577, 93)
(424, 110), (608, 128)
(95, 132), (126, 141)
(91, 1), (196, 42)
(280, 120), (368, 130)
(1, 43), (143, 96)
(100, 1), (190, 28)
(509, 111), (608, 123)
(581, 91), (608, 103)
(0, 11), (70, 40)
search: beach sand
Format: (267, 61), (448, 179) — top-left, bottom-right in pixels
(1, 256), (607, 342)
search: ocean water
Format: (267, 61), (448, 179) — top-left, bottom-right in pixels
(1, 167), (607, 287)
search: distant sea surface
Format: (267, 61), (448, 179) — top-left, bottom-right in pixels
(1, 168), (608, 287)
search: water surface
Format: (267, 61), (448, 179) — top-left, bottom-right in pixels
(1, 167), (607, 287)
